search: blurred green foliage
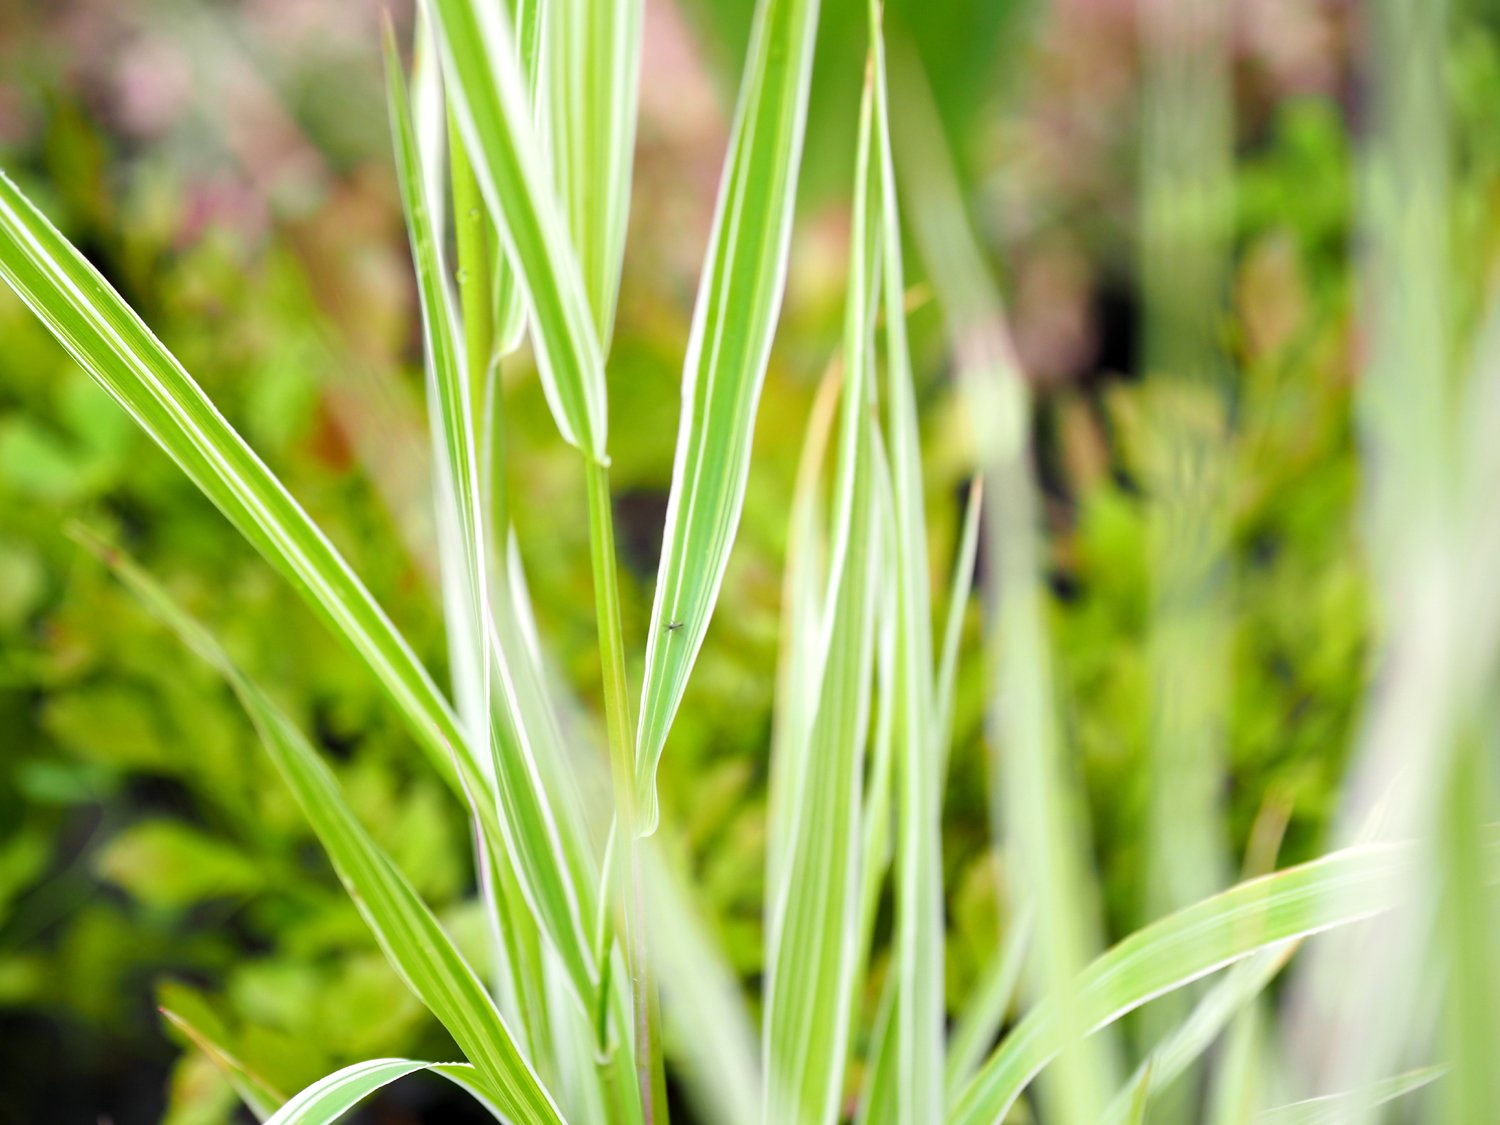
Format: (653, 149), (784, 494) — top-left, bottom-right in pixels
(2, 2), (1500, 1123)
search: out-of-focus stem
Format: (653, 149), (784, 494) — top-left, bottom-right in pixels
(585, 457), (668, 1122)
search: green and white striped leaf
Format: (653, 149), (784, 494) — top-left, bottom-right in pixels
(89, 541), (564, 1125)
(0, 170), (501, 848)
(763, 413), (883, 1125)
(490, 0), (547, 355)
(431, 0), (608, 460)
(851, 446), (900, 1125)
(388, 28), (600, 1015)
(864, 11), (942, 1120)
(634, 0), (822, 831)
(550, 0), (641, 343)
(949, 833), (1500, 1125)
(265, 1058), (502, 1125)
(386, 21), (490, 763)
(763, 68), (882, 1125)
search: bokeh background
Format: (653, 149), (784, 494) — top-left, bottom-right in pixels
(1, 0), (1494, 1121)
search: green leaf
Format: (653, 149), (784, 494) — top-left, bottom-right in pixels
(430, 0), (608, 460)
(549, 0), (642, 343)
(385, 20), (490, 755)
(90, 541), (564, 1125)
(264, 1058), (503, 1125)
(0, 171), (501, 852)
(634, 0), (823, 830)
(387, 17), (601, 1016)
(949, 833), (1500, 1125)
(491, 0), (546, 356)
(865, 10), (942, 1120)
(763, 65), (882, 1125)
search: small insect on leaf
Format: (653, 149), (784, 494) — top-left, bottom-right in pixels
(667, 620), (684, 633)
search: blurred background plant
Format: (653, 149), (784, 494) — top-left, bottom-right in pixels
(1, 0), (1497, 1122)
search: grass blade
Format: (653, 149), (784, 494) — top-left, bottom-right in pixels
(86, 539), (564, 1123)
(1122, 1062), (1155, 1125)
(851, 445), (901, 1125)
(865, 12), (942, 1120)
(388, 25), (601, 1015)
(1206, 996), (1268, 1125)
(763, 413), (883, 1125)
(888, 39), (1118, 1124)
(644, 839), (763, 1125)
(949, 833), (1500, 1125)
(495, 533), (645, 1122)
(490, 0), (546, 355)
(763, 67), (882, 1125)
(1102, 944), (1297, 1125)
(265, 1059), (501, 1125)
(934, 478), (981, 785)
(159, 1007), (286, 1122)
(550, 0), (642, 343)
(855, 505), (899, 981)
(634, 0), (822, 830)
(768, 359), (841, 906)
(431, 0), (608, 460)
(944, 909), (1031, 1100)
(1258, 1066), (1448, 1125)
(385, 20), (490, 766)
(0, 170), (502, 849)
(858, 978), (899, 1125)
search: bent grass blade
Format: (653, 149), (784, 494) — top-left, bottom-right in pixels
(265, 1059), (505, 1125)
(0, 170), (502, 848)
(949, 833), (1500, 1125)
(86, 536), (564, 1124)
